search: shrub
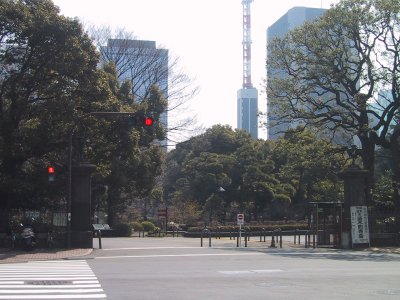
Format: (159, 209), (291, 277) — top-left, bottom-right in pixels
(130, 221), (143, 232)
(112, 223), (132, 237)
(141, 221), (155, 232)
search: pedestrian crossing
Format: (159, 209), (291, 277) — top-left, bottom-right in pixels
(0, 260), (106, 299)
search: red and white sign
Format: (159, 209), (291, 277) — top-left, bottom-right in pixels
(158, 208), (167, 217)
(237, 213), (244, 225)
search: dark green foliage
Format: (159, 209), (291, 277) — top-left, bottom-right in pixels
(0, 1), (167, 228)
(0, 0), (104, 211)
(112, 223), (132, 237)
(165, 125), (345, 221)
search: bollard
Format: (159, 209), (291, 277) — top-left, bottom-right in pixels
(98, 229), (102, 249)
(279, 232), (282, 248)
(294, 229), (297, 244)
(245, 230), (248, 247)
(313, 231), (316, 248)
(270, 232), (276, 248)
(305, 233), (308, 248)
(260, 231), (262, 242)
(237, 230), (240, 247)
(263, 229), (266, 242)
(209, 230), (212, 247)
(298, 232), (301, 245)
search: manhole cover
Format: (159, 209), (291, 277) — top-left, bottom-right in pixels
(372, 289), (400, 295)
(25, 281), (72, 285)
(381, 289), (400, 295)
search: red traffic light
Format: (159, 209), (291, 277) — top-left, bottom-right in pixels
(144, 116), (154, 126)
(47, 166), (55, 182)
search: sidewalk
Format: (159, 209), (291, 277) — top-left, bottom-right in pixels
(0, 247), (93, 264)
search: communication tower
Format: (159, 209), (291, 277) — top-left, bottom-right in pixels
(237, 0), (258, 139)
(242, 0), (253, 88)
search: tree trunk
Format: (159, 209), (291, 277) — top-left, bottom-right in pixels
(359, 134), (375, 206)
(390, 128), (400, 232)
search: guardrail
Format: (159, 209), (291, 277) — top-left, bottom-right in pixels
(198, 228), (317, 248)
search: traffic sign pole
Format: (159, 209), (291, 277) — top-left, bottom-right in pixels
(239, 224), (242, 247)
(237, 213), (244, 247)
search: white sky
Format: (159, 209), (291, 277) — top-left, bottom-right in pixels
(52, 0), (339, 140)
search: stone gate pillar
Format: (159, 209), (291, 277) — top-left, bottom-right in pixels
(71, 161), (96, 248)
(339, 164), (370, 249)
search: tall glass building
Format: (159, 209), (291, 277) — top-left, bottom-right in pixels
(100, 39), (168, 147)
(266, 7), (326, 140)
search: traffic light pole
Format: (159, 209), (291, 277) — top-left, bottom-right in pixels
(67, 130), (73, 248)
(64, 111), (152, 248)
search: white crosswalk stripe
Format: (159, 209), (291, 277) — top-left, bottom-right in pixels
(0, 260), (106, 299)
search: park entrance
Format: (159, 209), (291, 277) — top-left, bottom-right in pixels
(308, 202), (343, 247)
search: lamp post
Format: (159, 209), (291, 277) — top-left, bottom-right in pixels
(206, 187), (225, 225)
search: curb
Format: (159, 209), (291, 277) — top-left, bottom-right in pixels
(0, 248), (93, 264)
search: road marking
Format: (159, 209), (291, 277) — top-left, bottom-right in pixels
(219, 269), (284, 275)
(0, 260), (106, 299)
(96, 252), (264, 259)
(267, 251), (396, 256)
(0, 284), (101, 288)
(0, 296), (106, 299)
(0, 289), (104, 294)
(102, 246), (200, 251)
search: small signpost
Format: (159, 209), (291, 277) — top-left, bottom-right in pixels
(237, 213), (244, 225)
(237, 213), (244, 247)
(157, 208), (167, 217)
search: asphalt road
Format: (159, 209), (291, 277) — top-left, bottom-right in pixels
(85, 237), (400, 300)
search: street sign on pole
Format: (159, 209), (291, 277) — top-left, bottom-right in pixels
(237, 213), (244, 226)
(158, 208), (167, 217)
(237, 213), (244, 247)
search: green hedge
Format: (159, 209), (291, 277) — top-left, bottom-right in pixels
(112, 223), (132, 237)
(130, 221), (143, 232)
(187, 224), (309, 233)
(141, 221), (156, 232)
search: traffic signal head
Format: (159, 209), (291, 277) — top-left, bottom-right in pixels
(47, 166), (55, 182)
(144, 116), (154, 127)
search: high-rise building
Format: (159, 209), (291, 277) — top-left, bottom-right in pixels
(100, 39), (168, 147)
(237, 88), (258, 138)
(266, 7), (326, 140)
(237, 0), (258, 139)
(370, 90), (397, 135)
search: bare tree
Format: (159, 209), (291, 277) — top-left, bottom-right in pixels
(87, 26), (201, 145)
